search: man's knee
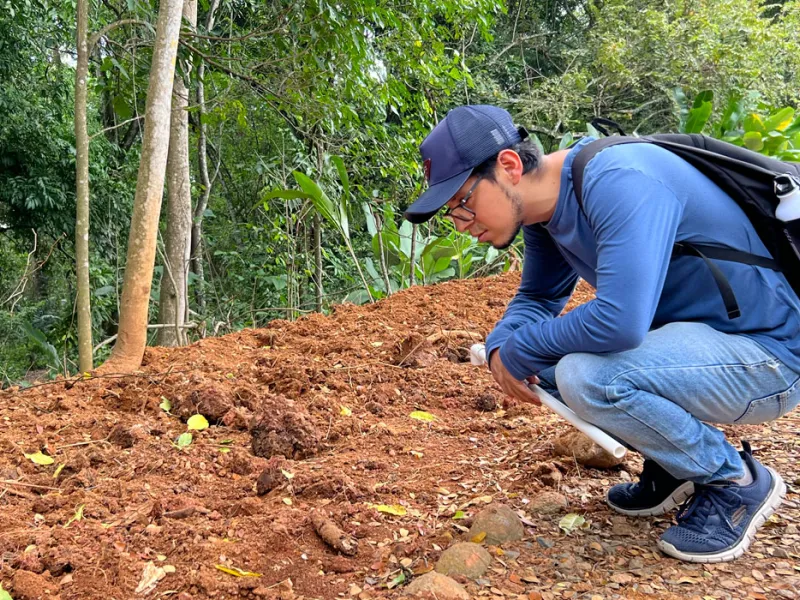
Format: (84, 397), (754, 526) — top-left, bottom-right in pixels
(555, 352), (607, 419)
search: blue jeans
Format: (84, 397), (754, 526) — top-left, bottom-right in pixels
(537, 322), (800, 483)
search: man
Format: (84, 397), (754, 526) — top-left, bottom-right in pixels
(404, 104), (800, 563)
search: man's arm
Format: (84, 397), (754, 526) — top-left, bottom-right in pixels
(499, 168), (684, 379)
(486, 224), (578, 359)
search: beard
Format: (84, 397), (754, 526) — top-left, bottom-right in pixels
(492, 185), (525, 249)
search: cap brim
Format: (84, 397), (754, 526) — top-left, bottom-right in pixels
(403, 170), (472, 224)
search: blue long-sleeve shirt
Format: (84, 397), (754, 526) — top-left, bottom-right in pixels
(486, 137), (800, 379)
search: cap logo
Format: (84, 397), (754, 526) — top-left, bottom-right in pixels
(490, 129), (504, 145)
(423, 158), (432, 182)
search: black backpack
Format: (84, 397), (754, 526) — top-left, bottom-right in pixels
(571, 119), (800, 319)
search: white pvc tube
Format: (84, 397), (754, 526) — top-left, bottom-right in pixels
(470, 343), (627, 460)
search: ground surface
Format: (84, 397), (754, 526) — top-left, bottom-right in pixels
(0, 274), (798, 600)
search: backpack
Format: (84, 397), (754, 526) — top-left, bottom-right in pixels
(571, 119), (800, 319)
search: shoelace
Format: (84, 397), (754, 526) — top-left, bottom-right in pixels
(675, 484), (743, 533)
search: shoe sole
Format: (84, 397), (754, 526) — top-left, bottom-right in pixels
(657, 467), (787, 563)
(606, 481), (695, 517)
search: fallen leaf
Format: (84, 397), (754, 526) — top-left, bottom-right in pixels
(64, 504), (85, 528)
(368, 504), (407, 516)
(281, 469), (295, 480)
(215, 564), (262, 577)
(409, 450), (424, 458)
(187, 414), (209, 431)
(340, 405), (352, 416)
(409, 411), (436, 422)
(471, 531), (487, 543)
(159, 396), (172, 412)
(283, 498), (293, 505)
(24, 451), (54, 466)
(135, 561), (167, 594)
(558, 513), (585, 534)
(53, 463), (65, 479)
(371, 341), (383, 347)
(387, 572), (405, 589)
(452, 510), (467, 520)
(218, 448), (230, 453)
(677, 577), (700, 584)
(174, 432), (193, 449)
(0, 584), (11, 600)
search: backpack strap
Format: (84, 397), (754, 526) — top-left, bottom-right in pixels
(571, 137), (782, 320)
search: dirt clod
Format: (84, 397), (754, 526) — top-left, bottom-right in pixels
(403, 571), (470, 599)
(552, 431), (625, 468)
(250, 401), (319, 459)
(435, 542), (492, 579)
(528, 491), (568, 515)
(310, 510), (358, 556)
(255, 456), (287, 495)
(12, 570), (59, 600)
(467, 505), (524, 546)
(474, 393), (497, 412)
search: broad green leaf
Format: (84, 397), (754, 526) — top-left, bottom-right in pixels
(0, 583), (12, 600)
(719, 94), (746, 136)
(558, 132), (574, 150)
(293, 171), (346, 239)
(215, 565), (262, 577)
(387, 571), (406, 589)
(764, 107), (795, 132)
(175, 432), (193, 449)
(112, 95), (133, 120)
(368, 504), (407, 516)
(558, 513), (586, 534)
(187, 414), (209, 431)
(743, 131), (764, 152)
(260, 189), (310, 202)
(362, 202), (379, 236)
(744, 113), (766, 134)
(159, 396), (172, 412)
(409, 410), (436, 422)
(691, 90), (714, 109)
(684, 100), (712, 134)
(25, 451), (54, 466)
(452, 510), (467, 520)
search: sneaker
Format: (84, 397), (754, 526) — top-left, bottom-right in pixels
(657, 441), (786, 563)
(607, 458), (695, 516)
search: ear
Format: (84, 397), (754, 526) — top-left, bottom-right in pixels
(495, 149), (523, 185)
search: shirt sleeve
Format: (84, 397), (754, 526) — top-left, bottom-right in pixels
(499, 167), (684, 380)
(485, 224), (578, 359)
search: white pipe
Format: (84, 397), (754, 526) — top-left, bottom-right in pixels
(470, 343), (627, 460)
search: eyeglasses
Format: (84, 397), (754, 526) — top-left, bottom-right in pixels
(442, 176), (482, 223)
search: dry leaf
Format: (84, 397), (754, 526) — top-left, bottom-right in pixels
(471, 531), (487, 543)
(135, 561), (167, 594)
(340, 406), (352, 416)
(368, 503), (407, 516)
(409, 411), (436, 422)
(215, 564), (262, 577)
(25, 451), (55, 466)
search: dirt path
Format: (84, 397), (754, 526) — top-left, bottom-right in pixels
(0, 274), (797, 600)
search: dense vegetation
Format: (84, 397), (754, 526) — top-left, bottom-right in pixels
(1, 0), (798, 382)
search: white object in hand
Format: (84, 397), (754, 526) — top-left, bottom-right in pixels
(776, 176), (800, 222)
(470, 343), (627, 460)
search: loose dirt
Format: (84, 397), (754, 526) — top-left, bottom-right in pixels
(0, 274), (797, 600)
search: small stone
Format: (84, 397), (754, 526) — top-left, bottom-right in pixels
(552, 431), (624, 469)
(475, 393), (497, 412)
(467, 505), (524, 545)
(435, 542), (492, 579)
(536, 537), (554, 548)
(403, 572), (470, 599)
(528, 491), (568, 515)
(349, 584), (363, 595)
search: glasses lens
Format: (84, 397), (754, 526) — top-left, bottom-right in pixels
(449, 206), (474, 222)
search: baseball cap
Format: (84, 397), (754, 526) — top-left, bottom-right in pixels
(404, 105), (526, 223)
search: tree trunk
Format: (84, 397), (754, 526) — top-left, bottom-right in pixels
(158, 0), (197, 347)
(101, 0), (184, 372)
(190, 0), (220, 315)
(314, 212), (322, 312)
(409, 223), (417, 287)
(75, 0), (93, 372)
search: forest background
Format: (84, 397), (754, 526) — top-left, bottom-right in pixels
(1, 0), (799, 382)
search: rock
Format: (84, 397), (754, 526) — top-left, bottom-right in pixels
(364, 401), (384, 415)
(467, 505), (524, 545)
(435, 542), (492, 579)
(235, 497), (262, 516)
(528, 491), (568, 515)
(403, 572), (470, 599)
(12, 570), (59, 600)
(552, 431), (624, 469)
(475, 393), (497, 412)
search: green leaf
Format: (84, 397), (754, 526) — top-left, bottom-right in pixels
(452, 510), (467, 520)
(558, 513), (586, 534)
(409, 410), (436, 422)
(112, 95), (133, 120)
(558, 132), (574, 150)
(718, 94), (745, 136)
(25, 451), (55, 466)
(159, 396), (172, 412)
(684, 100), (713, 134)
(215, 564), (262, 577)
(362, 202), (379, 236)
(744, 113), (766, 134)
(691, 90), (714, 109)
(187, 414), (209, 431)
(331, 155), (350, 200)
(763, 107), (795, 132)
(743, 131), (764, 152)
(64, 504), (85, 528)
(175, 432), (193, 449)
(0, 583), (13, 600)
(387, 571), (405, 589)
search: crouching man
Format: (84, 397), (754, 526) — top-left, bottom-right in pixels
(404, 104), (800, 562)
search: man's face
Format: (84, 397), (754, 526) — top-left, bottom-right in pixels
(442, 174), (523, 249)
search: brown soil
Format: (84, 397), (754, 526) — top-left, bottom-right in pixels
(0, 274), (797, 600)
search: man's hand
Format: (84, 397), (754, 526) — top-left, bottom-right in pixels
(488, 349), (541, 405)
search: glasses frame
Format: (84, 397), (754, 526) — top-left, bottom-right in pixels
(442, 176), (483, 223)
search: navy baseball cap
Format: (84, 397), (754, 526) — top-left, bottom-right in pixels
(404, 105), (525, 223)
